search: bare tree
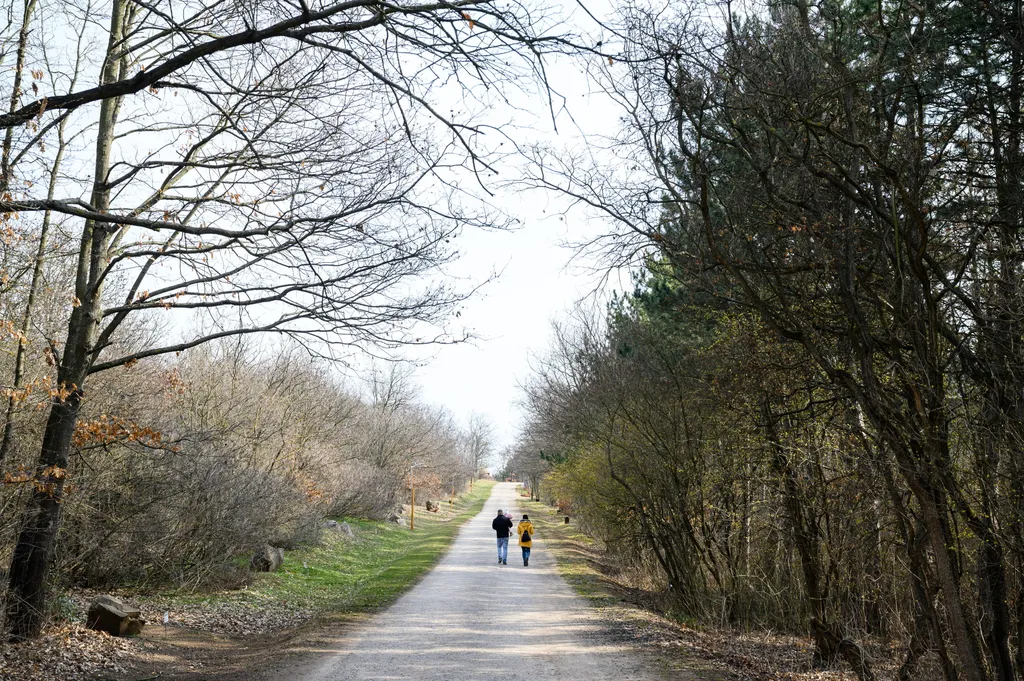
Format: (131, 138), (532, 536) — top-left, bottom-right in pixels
(1, 0), (567, 639)
(464, 411), (495, 475)
(0, 4), (89, 464)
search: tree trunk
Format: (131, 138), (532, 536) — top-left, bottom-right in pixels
(762, 399), (875, 681)
(914, 479), (988, 681)
(0, 0), (44, 464)
(5, 393), (80, 640)
(978, 538), (1014, 681)
(4, 0), (128, 639)
(1, 0), (38, 190)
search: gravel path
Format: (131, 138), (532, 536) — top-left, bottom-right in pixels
(304, 482), (669, 681)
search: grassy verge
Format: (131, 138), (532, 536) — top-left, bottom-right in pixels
(521, 496), (898, 681)
(518, 497), (617, 606)
(519, 496), (733, 681)
(132, 480), (496, 631)
(262, 479), (496, 614)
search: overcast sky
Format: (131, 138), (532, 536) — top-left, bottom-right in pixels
(412, 188), (625, 453)
(408, 4), (630, 454)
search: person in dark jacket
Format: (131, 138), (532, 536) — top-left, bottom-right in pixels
(492, 509), (514, 565)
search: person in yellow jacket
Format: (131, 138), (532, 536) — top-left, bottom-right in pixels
(517, 514), (534, 566)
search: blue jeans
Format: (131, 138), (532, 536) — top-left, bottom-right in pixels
(522, 547), (531, 562)
(496, 537), (509, 562)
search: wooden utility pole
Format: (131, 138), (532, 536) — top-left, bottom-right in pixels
(408, 462), (417, 531)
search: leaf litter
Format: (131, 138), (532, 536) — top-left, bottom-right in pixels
(0, 623), (134, 681)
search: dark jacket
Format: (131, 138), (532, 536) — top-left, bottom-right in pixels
(492, 514), (513, 538)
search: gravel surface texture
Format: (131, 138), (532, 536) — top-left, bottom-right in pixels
(304, 482), (673, 681)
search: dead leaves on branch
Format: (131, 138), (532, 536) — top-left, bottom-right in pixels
(72, 414), (171, 451)
(2, 414), (173, 496)
(2, 464), (66, 498)
(0, 376), (76, 409)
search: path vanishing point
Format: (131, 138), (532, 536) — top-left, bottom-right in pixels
(301, 482), (668, 681)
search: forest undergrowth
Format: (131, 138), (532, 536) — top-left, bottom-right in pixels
(0, 481), (494, 681)
(522, 498), (942, 681)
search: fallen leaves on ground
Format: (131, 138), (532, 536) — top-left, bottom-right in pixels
(70, 589), (314, 637)
(0, 623), (135, 681)
(594, 594), (940, 680)
(0, 587), (318, 679)
(137, 595), (314, 637)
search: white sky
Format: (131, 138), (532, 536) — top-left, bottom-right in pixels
(409, 3), (629, 453)
(412, 189), (622, 453)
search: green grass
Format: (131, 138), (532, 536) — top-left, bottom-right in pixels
(141, 480), (496, 622)
(259, 479), (496, 613)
